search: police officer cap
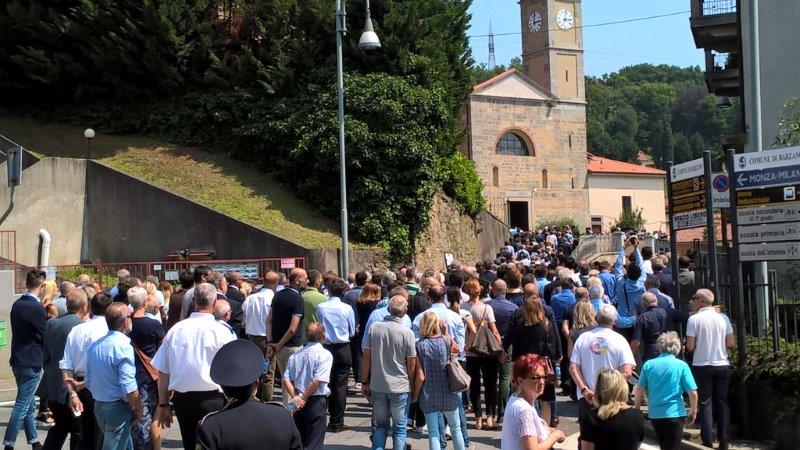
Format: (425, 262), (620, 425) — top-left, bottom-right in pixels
(210, 339), (263, 387)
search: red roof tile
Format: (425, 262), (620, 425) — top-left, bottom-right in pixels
(472, 68), (517, 91)
(587, 153), (666, 176)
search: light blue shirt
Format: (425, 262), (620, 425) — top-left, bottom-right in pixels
(361, 306), (411, 349)
(283, 342), (333, 397)
(535, 277), (549, 296)
(614, 247), (647, 329)
(85, 331), (137, 403)
(316, 297), (356, 344)
(412, 303), (466, 359)
(638, 353), (697, 419)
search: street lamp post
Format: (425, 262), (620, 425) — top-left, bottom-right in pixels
(84, 128), (95, 159)
(335, 0), (380, 276)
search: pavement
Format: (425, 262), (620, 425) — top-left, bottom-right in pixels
(0, 385), (657, 449)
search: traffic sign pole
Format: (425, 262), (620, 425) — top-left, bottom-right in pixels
(704, 151), (718, 293)
(726, 149), (747, 370)
(666, 161), (680, 298)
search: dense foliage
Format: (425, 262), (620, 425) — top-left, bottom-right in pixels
(611, 207), (645, 232)
(586, 64), (740, 167)
(776, 98), (800, 146)
(0, 0), (483, 260)
(735, 337), (800, 420)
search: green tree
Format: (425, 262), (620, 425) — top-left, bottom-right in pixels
(777, 98), (800, 146)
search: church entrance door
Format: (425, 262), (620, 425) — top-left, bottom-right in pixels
(508, 201), (529, 231)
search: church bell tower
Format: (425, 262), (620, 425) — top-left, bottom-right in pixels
(520, 0), (585, 103)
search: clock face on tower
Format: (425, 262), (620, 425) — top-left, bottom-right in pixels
(528, 11), (543, 33)
(556, 8), (574, 30)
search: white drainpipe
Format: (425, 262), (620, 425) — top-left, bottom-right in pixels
(38, 229), (51, 267)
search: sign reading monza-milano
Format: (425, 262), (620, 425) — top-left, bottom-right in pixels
(733, 146), (800, 189)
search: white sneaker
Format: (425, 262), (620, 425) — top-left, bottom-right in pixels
(445, 426), (452, 438)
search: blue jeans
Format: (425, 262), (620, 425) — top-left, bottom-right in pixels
(3, 366), (43, 446)
(94, 400), (133, 450)
(372, 392), (409, 450)
(436, 394), (471, 448)
(425, 410), (464, 450)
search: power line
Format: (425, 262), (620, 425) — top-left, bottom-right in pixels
(468, 10), (690, 39)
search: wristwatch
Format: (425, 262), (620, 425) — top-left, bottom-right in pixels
(157, 403), (170, 408)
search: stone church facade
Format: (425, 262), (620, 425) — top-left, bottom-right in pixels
(462, 0), (589, 230)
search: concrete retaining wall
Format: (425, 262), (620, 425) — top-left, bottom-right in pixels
(83, 161), (308, 262)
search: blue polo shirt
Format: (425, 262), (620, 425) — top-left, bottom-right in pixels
(637, 353), (697, 419)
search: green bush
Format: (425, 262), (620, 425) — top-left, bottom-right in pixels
(440, 152), (485, 217)
(611, 207), (645, 231)
(733, 336), (800, 420)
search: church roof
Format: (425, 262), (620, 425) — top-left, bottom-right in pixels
(471, 68), (557, 101)
(587, 153), (666, 176)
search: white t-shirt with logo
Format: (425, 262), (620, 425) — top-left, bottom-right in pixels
(570, 326), (636, 399)
(686, 307), (733, 366)
(501, 395), (549, 450)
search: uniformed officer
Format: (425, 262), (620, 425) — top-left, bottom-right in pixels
(197, 340), (302, 450)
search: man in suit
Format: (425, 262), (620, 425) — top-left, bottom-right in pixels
(224, 272), (246, 304)
(4, 269), (48, 450)
(209, 272), (244, 336)
(43, 289), (88, 450)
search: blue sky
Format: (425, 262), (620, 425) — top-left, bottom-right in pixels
(468, 0), (705, 76)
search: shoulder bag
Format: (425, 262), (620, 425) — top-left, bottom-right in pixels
(443, 337), (471, 393)
(470, 307), (505, 358)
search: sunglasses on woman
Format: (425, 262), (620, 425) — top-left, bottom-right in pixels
(524, 375), (547, 382)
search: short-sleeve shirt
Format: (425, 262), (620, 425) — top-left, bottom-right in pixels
(364, 316), (416, 394)
(581, 408), (645, 450)
(283, 342), (333, 397)
(686, 307), (733, 366)
(271, 287), (305, 347)
(466, 301), (496, 357)
(570, 326), (636, 400)
(638, 353), (697, 419)
(500, 395), (549, 450)
(416, 336), (458, 414)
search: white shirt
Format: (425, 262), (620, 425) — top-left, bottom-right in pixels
(180, 286), (196, 320)
(642, 259), (654, 275)
(501, 395), (549, 450)
(283, 342), (333, 397)
(151, 312), (235, 392)
(60, 316), (109, 376)
(146, 312), (162, 323)
(570, 326), (636, 399)
(315, 297), (356, 344)
(242, 288), (274, 337)
(686, 307), (733, 367)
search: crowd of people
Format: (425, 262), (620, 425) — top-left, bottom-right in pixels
(5, 231), (734, 450)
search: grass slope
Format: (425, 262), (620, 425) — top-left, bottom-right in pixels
(0, 113), (346, 249)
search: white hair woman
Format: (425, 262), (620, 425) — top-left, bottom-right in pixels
(579, 369), (645, 450)
(634, 332), (698, 450)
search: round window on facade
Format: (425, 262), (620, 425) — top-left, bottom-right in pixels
(496, 132), (531, 156)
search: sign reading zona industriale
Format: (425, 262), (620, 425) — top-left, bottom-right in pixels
(736, 185), (798, 207)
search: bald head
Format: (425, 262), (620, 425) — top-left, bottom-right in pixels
(213, 299), (231, 321)
(288, 268), (308, 288)
(66, 288), (88, 314)
(306, 322), (325, 343)
(491, 279), (508, 297)
(76, 274), (91, 287)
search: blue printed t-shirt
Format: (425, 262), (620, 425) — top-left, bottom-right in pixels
(637, 353), (697, 419)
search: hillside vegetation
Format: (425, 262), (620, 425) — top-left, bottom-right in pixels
(0, 113), (346, 249)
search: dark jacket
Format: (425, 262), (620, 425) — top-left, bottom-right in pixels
(505, 307), (562, 362)
(10, 294), (48, 369)
(44, 313), (83, 403)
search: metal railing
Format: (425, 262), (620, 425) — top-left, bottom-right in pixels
(700, 0), (737, 16)
(49, 257), (306, 290)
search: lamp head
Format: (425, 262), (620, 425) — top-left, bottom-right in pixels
(358, 16), (381, 50)
(84, 128), (95, 140)
(715, 96), (732, 109)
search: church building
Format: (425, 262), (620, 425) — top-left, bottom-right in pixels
(462, 0), (590, 230)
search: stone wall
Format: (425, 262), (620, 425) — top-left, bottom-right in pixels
(415, 193), (478, 270)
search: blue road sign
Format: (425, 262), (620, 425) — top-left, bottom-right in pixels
(734, 164), (800, 190)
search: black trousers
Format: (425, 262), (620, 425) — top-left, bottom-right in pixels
(294, 395), (327, 450)
(43, 400), (77, 450)
(651, 417), (684, 450)
(692, 365), (730, 447)
(173, 390), (225, 450)
(75, 387), (101, 450)
(350, 339), (362, 383)
(466, 356), (499, 417)
(324, 342), (352, 427)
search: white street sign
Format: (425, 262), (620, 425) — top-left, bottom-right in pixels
(739, 242), (800, 261)
(673, 209), (706, 230)
(737, 203), (800, 225)
(670, 158), (704, 182)
(732, 146), (800, 172)
(737, 222), (800, 243)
